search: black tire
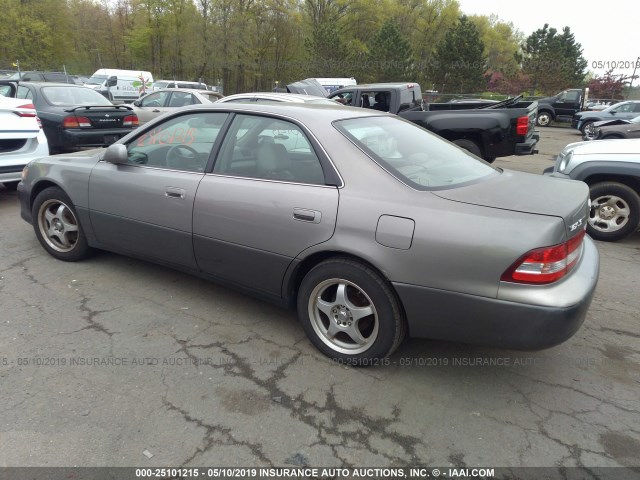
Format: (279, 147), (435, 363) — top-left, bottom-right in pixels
(588, 182), (640, 242)
(32, 186), (93, 261)
(2, 181), (19, 191)
(452, 139), (482, 158)
(297, 258), (406, 365)
(484, 157), (496, 164)
(580, 120), (594, 135)
(536, 111), (552, 127)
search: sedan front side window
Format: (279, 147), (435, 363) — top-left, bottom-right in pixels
(140, 92), (170, 108)
(126, 112), (228, 172)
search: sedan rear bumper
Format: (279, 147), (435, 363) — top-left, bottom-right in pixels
(51, 128), (135, 149)
(394, 236), (599, 350)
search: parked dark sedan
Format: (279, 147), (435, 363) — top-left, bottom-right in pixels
(586, 115), (640, 140)
(572, 100), (640, 136)
(17, 103), (599, 363)
(15, 82), (139, 153)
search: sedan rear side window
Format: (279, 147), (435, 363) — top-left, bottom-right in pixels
(214, 114), (326, 184)
(335, 116), (497, 190)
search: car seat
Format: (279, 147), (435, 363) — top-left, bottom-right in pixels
(256, 143), (294, 181)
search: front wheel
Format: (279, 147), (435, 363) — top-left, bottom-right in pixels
(588, 182), (640, 242)
(32, 186), (93, 261)
(580, 120), (594, 135)
(582, 121), (597, 139)
(297, 258), (406, 364)
(536, 111), (552, 127)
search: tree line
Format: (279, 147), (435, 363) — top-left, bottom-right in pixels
(0, 0), (591, 96)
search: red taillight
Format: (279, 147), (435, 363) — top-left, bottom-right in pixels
(123, 114), (139, 127)
(63, 116), (92, 128)
(14, 103), (37, 117)
(516, 115), (529, 136)
(501, 229), (585, 284)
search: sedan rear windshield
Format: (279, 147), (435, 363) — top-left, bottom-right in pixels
(334, 116), (497, 189)
(42, 86), (113, 106)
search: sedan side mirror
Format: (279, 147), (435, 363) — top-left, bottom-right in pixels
(102, 144), (128, 164)
(132, 100), (141, 107)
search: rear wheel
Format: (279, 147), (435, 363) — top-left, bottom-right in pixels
(536, 111), (552, 127)
(32, 186), (93, 261)
(588, 182), (640, 242)
(452, 139), (482, 158)
(297, 258), (405, 365)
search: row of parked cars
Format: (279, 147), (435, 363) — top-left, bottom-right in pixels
(3, 75), (639, 363)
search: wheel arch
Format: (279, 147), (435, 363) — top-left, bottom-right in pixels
(284, 250), (406, 316)
(29, 180), (66, 211)
(570, 162), (640, 192)
(449, 135), (484, 157)
(538, 107), (554, 119)
(581, 173), (640, 193)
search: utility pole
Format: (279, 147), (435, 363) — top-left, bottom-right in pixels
(628, 56), (639, 99)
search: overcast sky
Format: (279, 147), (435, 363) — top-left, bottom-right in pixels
(457, 0), (639, 81)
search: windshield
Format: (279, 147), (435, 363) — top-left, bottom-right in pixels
(42, 86), (113, 106)
(335, 116), (497, 190)
(86, 75), (108, 85)
(604, 102), (627, 112)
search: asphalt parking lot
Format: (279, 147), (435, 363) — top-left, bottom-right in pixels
(1, 126), (639, 474)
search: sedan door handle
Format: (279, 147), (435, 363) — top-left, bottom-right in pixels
(293, 208), (321, 223)
(165, 187), (185, 199)
(153, 109), (161, 113)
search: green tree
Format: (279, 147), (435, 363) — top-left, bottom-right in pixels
(520, 24), (587, 94)
(304, 21), (346, 77)
(469, 14), (522, 77)
(431, 15), (486, 93)
(365, 20), (412, 82)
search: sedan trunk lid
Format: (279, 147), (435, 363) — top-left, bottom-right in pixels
(432, 169), (589, 238)
(64, 105), (134, 129)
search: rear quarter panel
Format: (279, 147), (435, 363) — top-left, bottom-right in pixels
(301, 126), (566, 298)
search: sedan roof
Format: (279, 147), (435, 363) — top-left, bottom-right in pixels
(218, 92), (337, 104)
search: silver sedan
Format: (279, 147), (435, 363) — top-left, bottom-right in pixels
(131, 88), (224, 124)
(17, 103), (599, 364)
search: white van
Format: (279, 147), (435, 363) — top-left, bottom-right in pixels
(86, 69), (154, 103)
(152, 80), (208, 91)
(313, 77), (357, 94)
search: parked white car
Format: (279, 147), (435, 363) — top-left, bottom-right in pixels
(152, 80), (208, 91)
(0, 95), (49, 190)
(216, 92), (339, 104)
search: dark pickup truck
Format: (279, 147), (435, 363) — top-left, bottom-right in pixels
(535, 88), (586, 126)
(329, 83), (539, 162)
